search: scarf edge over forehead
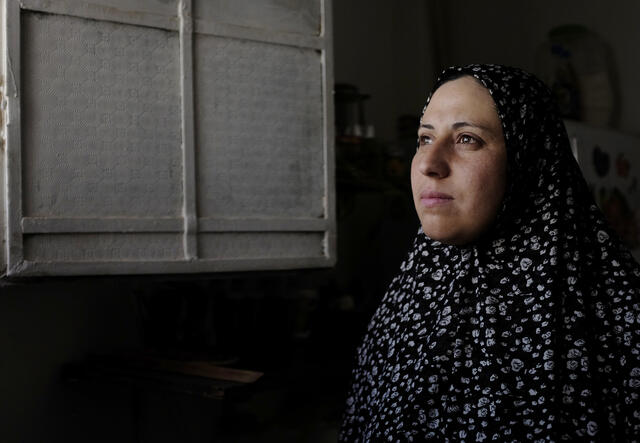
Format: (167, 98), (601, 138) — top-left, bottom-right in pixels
(340, 63), (640, 441)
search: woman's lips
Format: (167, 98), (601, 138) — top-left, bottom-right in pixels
(420, 191), (454, 208)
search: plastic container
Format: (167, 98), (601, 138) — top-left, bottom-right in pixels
(535, 25), (616, 127)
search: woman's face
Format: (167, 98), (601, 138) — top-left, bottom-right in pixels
(411, 76), (507, 245)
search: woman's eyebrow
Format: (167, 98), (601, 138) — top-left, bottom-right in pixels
(419, 121), (492, 131)
(452, 121), (491, 131)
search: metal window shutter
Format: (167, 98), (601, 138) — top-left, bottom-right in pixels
(1, 0), (335, 276)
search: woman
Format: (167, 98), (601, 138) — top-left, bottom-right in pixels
(339, 64), (640, 441)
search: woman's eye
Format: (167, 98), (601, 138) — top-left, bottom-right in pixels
(458, 134), (478, 144)
(418, 135), (433, 146)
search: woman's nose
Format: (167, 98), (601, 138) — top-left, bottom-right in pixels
(416, 140), (451, 179)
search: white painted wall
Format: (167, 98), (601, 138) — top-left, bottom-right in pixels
(434, 0), (640, 134)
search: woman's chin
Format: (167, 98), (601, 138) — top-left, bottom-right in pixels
(423, 228), (463, 245)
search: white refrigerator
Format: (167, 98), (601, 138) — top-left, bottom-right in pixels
(565, 120), (640, 262)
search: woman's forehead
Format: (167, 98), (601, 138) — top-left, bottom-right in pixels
(421, 77), (500, 128)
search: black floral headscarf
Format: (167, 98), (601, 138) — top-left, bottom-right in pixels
(339, 64), (640, 442)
